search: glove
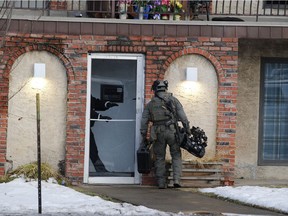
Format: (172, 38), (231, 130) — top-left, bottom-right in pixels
(140, 137), (150, 150)
(183, 122), (191, 136)
(185, 127), (192, 136)
(100, 115), (112, 120)
(106, 102), (119, 109)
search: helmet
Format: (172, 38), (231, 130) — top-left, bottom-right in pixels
(151, 80), (168, 92)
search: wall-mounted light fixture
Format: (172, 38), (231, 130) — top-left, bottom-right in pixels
(186, 67), (198, 82)
(32, 63), (46, 90)
(34, 63), (46, 78)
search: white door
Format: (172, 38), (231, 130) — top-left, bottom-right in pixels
(84, 53), (145, 184)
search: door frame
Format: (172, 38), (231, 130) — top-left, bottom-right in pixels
(84, 53), (145, 184)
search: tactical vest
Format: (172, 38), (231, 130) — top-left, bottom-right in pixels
(148, 93), (172, 123)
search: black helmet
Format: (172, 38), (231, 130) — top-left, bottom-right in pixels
(151, 80), (168, 92)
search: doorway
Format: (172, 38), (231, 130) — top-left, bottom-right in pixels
(84, 53), (145, 184)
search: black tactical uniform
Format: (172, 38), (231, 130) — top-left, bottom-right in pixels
(90, 95), (118, 172)
(140, 80), (191, 189)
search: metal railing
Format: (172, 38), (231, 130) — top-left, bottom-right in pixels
(0, 0), (287, 21)
(212, 0), (288, 21)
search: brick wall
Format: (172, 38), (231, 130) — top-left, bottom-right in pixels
(0, 33), (238, 184)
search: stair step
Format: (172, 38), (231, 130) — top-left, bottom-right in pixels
(168, 181), (222, 188)
(178, 163), (224, 169)
(168, 176), (224, 181)
(182, 161), (224, 165)
(169, 168), (222, 173)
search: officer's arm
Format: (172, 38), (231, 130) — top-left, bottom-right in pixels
(140, 105), (151, 139)
(93, 98), (109, 111)
(174, 98), (191, 135)
(105, 101), (118, 109)
(91, 95), (117, 111)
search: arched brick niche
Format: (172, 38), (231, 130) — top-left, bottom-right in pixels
(0, 44), (85, 181)
(142, 47), (237, 184)
(166, 47), (237, 181)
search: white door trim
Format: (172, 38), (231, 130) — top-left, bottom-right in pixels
(84, 53), (145, 184)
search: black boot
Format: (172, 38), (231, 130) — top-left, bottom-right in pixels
(173, 180), (181, 188)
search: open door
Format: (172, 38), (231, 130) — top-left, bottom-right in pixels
(84, 53), (145, 184)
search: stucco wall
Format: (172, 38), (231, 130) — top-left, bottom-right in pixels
(165, 54), (218, 161)
(6, 51), (67, 172)
(236, 39), (288, 180)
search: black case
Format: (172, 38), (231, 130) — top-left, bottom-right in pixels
(137, 146), (152, 174)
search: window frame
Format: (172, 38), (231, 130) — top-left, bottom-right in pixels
(258, 57), (288, 166)
(263, 0), (288, 9)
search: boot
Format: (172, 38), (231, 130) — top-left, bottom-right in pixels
(173, 179), (181, 188)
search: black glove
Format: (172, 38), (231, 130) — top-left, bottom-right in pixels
(183, 122), (191, 136)
(100, 115), (112, 120)
(185, 127), (192, 136)
(141, 133), (147, 143)
(140, 137), (149, 150)
(106, 102), (119, 109)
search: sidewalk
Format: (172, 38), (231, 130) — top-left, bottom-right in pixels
(76, 181), (287, 216)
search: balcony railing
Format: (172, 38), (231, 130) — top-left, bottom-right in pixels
(0, 0), (287, 22)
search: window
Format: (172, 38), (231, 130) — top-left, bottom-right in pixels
(263, 0), (288, 9)
(259, 58), (288, 165)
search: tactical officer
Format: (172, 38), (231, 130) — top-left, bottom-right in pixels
(90, 95), (118, 172)
(140, 80), (191, 189)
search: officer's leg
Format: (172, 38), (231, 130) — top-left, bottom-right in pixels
(167, 128), (182, 187)
(153, 130), (167, 189)
(90, 129), (108, 172)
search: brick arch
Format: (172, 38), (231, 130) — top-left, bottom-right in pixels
(161, 47), (236, 182)
(4, 44), (75, 81)
(1, 45), (77, 177)
(162, 47), (224, 83)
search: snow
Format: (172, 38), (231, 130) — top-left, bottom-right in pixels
(0, 178), (288, 215)
(199, 186), (288, 214)
(0, 178), (175, 216)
